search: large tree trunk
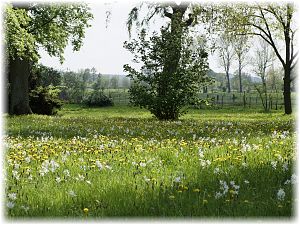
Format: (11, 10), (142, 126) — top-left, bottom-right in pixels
(283, 67), (292, 114)
(8, 57), (32, 115)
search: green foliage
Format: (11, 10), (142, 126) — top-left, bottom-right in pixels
(30, 64), (61, 89)
(4, 5), (37, 61)
(29, 86), (63, 115)
(124, 28), (210, 120)
(4, 3), (93, 62)
(83, 91), (114, 107)
(5, 106), (295, 217)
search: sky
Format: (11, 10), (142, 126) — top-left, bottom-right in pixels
(39, 1), (224, 75)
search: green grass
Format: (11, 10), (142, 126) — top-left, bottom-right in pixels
(4, 105), (296, 218)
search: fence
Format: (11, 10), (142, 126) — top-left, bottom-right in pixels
(103, 89), (296, 109)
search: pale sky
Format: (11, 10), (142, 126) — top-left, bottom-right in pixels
(39, 1), (224, 75)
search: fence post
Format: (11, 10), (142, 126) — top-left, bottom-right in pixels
(243, 91), (246, 108)
(221, 95), (224, 108)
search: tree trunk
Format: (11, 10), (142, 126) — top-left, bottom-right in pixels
(238, 62), (242, 93)
(283, 67), (292, 114)
(8, 57), (32, 115)
(226, 70), (231, 93)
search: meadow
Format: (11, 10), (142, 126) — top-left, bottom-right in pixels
(4, 105), (296, 218)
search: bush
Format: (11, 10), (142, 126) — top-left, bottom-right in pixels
(29, 86), (63, 115)
(83, 91), (114, 107)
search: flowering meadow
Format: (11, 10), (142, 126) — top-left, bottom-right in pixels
(4, 105), (296, 218)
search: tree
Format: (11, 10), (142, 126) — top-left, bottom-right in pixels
(110, 76), (119, 89)
(233, 35), (249, 93)
(4, 3), (93, 115)
(219, 2), (297, 114)
(124, 27), (209, 120)
(217, 33), (235, 93)
(252, 39), (274, 111)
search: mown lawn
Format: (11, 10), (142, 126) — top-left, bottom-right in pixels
(4, 105), (296, 218)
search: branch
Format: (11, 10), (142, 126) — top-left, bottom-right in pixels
(28, 9), (61, 34)
(258, 5), (285, 67)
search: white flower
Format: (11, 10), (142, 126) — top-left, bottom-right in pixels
(63, 169), (70, 177)
(214, 167), (220, 174)
(291, 174), (297, 184)
(230, 181), (235, 186)
(284, 179), (291, 185)
(242, 162), (248, 167)
(244, 180), (250, 184)
(174, 177), (181, 183)
(76, 174), (85, 181)
(55, 177), (61, 183)
(198, 148), (204, 158)
(215, 192), (223, 199)
(86, 180), (92, 185)
(21, 205), (29, 212)
(277, 188), (285, 201)
(105, 165), (112, 170)
(25, 156), (31, 163)
(12, 170), (20, 180)
(271, 161), (277, 169)
(282, 163), (289, 171)
(68, 190), (76, 197)
(140, 162), (147, 167)
(6, 201), (15, 209)
(96, 161), (104, 170)
(8, 193), (17, 200)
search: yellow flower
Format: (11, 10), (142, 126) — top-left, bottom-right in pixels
(278, 204), (283, 208)
(83, 208), (89, 213)
(169, 195), (175, 200)
(203, 199), (208, 204)
(193, 188), (200, 193)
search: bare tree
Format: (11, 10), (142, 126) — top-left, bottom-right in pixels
(217, 34), (235, 93)
(252, 38), (274, 111)
(233, 35), (249, 93)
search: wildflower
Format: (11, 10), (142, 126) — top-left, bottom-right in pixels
(203, 199), (208, 204)
(6, 201), (15, 209)
(21, 205), (29, 212)
(8, 193), (17, 200)
(291, 174), (297, 184)
(198, 148), (204, 158)
(105, 165), (112, 170)
(68, 190), (77, 197)
(244, 180), (250, 184)
(140, 162), (146, 167)
(86, 180), (92, 185)
(215, 192), (222, 199)
(169, 195), (175, 200)
(76, 174), (85, 181)
(271, 161), (277, 169)
(277, 188), (285, 201)
(83, 208), (89, 214)
(96, 161), (103, 170)
(278, 204), (283, 208)
(284, 179), (291, 185)
(282, 163), (289, 171)
(244, 200), (249, 203)
(214, 167), (220, 174)
(63, 169), (70, 177)
(55, 177), (61, 183)
(174, 177), (181, 183)
(193, 188), (200, 192)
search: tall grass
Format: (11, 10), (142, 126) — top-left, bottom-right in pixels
(4, 105), (296, 218)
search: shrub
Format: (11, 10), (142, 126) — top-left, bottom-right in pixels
(83, 91), (114, 107)
(29, 86), (63, 115)
(123, 27), (211, 120)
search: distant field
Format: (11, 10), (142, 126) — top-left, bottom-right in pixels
(5, 105), (296, 218)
